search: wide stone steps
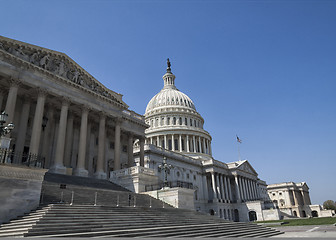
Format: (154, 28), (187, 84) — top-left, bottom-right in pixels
(0, 204), (283, 238)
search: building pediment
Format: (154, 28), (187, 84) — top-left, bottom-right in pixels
(0, 35), (128, 109)
(235, 160), (258, 176)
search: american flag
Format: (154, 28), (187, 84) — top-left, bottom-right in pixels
(236, 135), (242, 143)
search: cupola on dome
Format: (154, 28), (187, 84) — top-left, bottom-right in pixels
(145, 59), (196, 114)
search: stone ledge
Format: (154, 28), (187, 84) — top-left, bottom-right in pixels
(0, 164), (48, 181)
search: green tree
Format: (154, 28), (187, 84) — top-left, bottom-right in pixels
(323, 200), (336, 211)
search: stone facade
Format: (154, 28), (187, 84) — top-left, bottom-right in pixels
(0, 35), (147, 179)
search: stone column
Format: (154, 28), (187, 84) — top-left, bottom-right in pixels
(29, 90), (46, 157)
(223, 176), (229, 202)
(203, 138), (206, 154)
(150, 137), (153, 144)
(198, 136), (202, 153)
(74, 107), (89, 177)
(14, 98), (30, 163)
(50, 100), (69, 174)
(234, 176), (241, 202)
(94, 114), (107, 179)
(193, 136), (196, 153)
(238, 177), (244, 201)
(227, 177), (232, 201)
(114, 119), (121, 170)
(202, 175), (209, 201)
(186, 135), (190, 152)
(220, 175), (226, 201)
(0, 90), (4, 112)
(243, 178), (249, 200)
(248, 179), (254, 200)
(164, 135), (167, 149)
(171, 134), (175, 150)
(63, 113), (74, 168)
(127, 134), (134, 167)
(4, 79), (20, 123)
(139, 137), (145, 167)
(85, 123), (92, 171)
(179, 134), (182, 152)
(211, 172), (217, 200)
(216, 173), (221, 200)
(157, 136), (160, 147)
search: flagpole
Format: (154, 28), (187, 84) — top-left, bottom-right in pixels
(237, 141), (241, 161)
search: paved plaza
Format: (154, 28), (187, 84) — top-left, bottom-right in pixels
(272, 224), (336, 238)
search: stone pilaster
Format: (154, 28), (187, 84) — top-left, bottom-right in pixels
(186, 135), (189, 152)
(179, 134), (182, 152)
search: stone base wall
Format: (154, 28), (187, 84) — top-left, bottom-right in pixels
(0, 164), (47, 224)
(144, 187), (195, 210)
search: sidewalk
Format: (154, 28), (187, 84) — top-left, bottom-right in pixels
(272, 224), (336, 238)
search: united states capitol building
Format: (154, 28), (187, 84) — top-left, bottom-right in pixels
(0, 35), (333, 224)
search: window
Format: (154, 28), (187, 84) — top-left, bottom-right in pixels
(173, 117), (176, 125)
(193, 175), (196, 181)
(168, 139), (172, 150)
(179, 117), (182, 125)
(96, 137), (99, 145)
(190, 119), (192, 126)
(176, 172), (180, 178)
(185, 118), (187, 125)
(194, 120), (196, 127)
(187, 173), (190, 179)
(167, 117), (170, 125)
(272, 193), (276, 196)
(110, 142), (114, 149)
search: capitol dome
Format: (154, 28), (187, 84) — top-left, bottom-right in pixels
(144, 59), (213, 159)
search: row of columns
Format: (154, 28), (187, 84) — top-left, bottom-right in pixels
(208, 172), (233, 202)
(1, 81), (145, 178)
(234, 175), (260, 202)
(147, 134), (212, 155)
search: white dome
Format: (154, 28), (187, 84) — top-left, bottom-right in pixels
(145, 87), (196, 114)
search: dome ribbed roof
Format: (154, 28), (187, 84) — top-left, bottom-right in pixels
(145, 87), (196, 113)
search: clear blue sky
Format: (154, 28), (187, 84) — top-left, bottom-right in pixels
(1, 0), (335, 204)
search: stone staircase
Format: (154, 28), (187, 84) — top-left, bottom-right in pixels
(41, 173), (172, 208)
(0, 204), (283, 238)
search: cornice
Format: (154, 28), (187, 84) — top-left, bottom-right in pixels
(0, 36), (128, 109)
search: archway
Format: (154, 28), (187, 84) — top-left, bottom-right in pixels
(293, 210), (297, 217)
(234, 209), (239, 222)
(312, 210), (318, 217)
(249, 211), (257, 221)
(209, 209), (215, 215)
(301, 210), (306, 217)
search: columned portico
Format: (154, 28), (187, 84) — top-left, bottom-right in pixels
(4, 79), (20, 124)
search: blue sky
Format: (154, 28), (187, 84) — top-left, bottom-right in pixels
(1, 0), (335, 204)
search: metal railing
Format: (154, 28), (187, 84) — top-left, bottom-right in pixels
(0, 148), (45, 168)
(145, 181), (194, 191)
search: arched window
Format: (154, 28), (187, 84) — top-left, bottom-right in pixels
(173, 117), (176, 125)
(190, 119), (193, 126)
(167, 117), (170, 125)
(194, 119), (196, 127)
(151, 119), (153, 127)
(161, 117), (164, 126)
(185, 118), (188, 125)
(179, 117), (182, 125)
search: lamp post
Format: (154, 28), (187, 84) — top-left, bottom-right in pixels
(158, 156), (172, 188)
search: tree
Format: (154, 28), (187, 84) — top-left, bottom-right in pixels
(323, 200), (336, 211)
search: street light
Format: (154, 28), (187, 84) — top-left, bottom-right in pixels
(0, 111), (15, 137)
(158, 156), (172, 188)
